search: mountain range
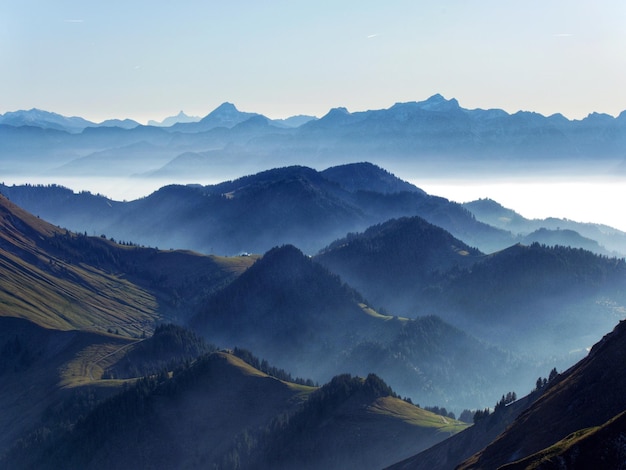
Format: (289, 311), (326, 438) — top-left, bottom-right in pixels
(2, 162), (625, 258)
(1, 159), (626, 468)
(0, 163), (513, 255)
(2, 94), (626, 183)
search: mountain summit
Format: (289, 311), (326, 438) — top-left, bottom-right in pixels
(147, 110), (200, 127)
(170, 102), (261, 132)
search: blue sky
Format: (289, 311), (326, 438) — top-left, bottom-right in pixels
(3, 1), (626, 123)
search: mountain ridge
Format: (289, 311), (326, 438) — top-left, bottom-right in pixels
(3, 94), (626, 185)
(0, 163), (514, 255)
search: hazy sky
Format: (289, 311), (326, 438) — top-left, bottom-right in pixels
(2, 1), (626, 123)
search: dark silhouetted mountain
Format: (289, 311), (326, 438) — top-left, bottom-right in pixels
(315, 216), (483, 315)
(237, 373), (468, 470)
(191, 244), (533, 409)
(455, 319), (626, 470)
(4, 352), (467, 470)
(103, 323), (216, 379)
(191, 244), (379, 376)
(3, 351), (306, 469)
(464, 198), (626, 257)
(321, 161), (424, 194)
(0, 163), (513, 255)
(498, 410), (626, 470)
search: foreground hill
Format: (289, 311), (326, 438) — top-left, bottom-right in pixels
(499, 410), (626, 470)
(0, 193), (255, 333)
(0, 163), (511, 255)
(3, 351), (467, 470)
(0, 316), (136, 455)
(388, 318), (626, 469)
(386, 389), (543, 470)
(456, 319), (626, 469)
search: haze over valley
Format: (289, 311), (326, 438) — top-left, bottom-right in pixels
(1, 138), (626, 467)
(3, 1), (626, 466)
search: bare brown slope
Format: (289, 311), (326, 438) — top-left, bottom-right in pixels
(458, 319), (626, 469)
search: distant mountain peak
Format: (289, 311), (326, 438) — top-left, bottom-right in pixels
(313, 107), (355, 127)
(418, 93), (460, 111)
(147, 110), (200, 127)
(208, 102), (239, 115)
(195, 102), (259, 128)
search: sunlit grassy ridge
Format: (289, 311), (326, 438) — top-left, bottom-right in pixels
(0, 194), (256, 336)
(368, 396), (469, 434)
(0, 250), (158, 335)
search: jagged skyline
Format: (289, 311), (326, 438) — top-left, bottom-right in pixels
(3, 1), (625, 123)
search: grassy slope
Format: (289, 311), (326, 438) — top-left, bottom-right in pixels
(51, 351), (315, 470)
(0, 194), (258, 457)
(457, 320), (626, 470)
(369, 396), (467, 434)
(0, 317), (135, 454)
(499, 410), (626, 469)
(0, 193), (255, 335)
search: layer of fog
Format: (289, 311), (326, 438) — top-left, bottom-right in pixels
(4, 172), (625, 233)
(417, 176), (626, 233)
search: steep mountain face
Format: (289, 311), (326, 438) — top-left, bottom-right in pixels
(499, 410), (626, 470)
(456, 319), (626, 469)
(464, 198), (626, 257)
(386, 390), (543, 470)
(0, 163), (512, 255)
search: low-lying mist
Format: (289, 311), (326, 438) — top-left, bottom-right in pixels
(4, 163), (625, 233)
